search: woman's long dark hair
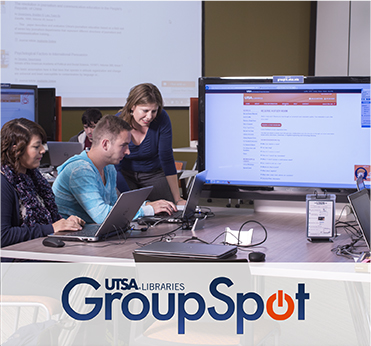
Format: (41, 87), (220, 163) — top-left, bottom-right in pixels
(1, 118), (47, 174)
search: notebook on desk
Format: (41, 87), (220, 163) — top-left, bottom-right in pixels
(137, 170), (207, 224)
(48, 186), (153, 242)
(47, 141), (84, 168)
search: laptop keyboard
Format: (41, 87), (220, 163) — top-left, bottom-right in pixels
(137, 210), (186, 225)
(72, 224), (100, 236)
(157, 210), (183, 219)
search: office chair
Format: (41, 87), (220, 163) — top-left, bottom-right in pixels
(129, 261), (280, 346)
(129, 316), (280, 346)
(175, 161), (188, 199)
(0, 295), (62, 340)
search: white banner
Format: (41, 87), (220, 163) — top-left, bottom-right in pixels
(1, 262), (370, 345)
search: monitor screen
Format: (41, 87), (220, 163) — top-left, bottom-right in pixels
(198, 76), (370, 190)
(1, 84), (38, 128)
(1, 1), (202, 108)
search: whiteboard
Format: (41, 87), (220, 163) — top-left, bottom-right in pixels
(0, 1), (202, 107)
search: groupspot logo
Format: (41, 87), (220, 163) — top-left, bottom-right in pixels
(62, 276), (310, 334)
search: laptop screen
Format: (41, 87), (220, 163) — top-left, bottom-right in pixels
(348, 189), (370, 249)
(183, 170), (207, 219)
(47, 141), (84, 167)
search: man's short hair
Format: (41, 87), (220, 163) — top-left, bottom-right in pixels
(82, 108), (103, 127)
(92, 114), (132, 145)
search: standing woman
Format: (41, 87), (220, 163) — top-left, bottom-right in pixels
(1, 118), (84, 247)
(116, 83), (186, 205)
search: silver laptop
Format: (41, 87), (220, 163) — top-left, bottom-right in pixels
(49, 186), (153, 242)
(138, 170), (207, 224)
(47, 141), (84, 168)
(347, 189), (370, 250)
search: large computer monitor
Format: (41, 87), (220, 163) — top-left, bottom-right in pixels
(1, 84), (38, 128)
(198, 76), (370, 191)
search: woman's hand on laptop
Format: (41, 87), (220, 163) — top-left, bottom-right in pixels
(52, 215), (85, 233)
(146, 200), (177, 215)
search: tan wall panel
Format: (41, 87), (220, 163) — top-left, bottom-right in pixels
(204, 1), (311, 77)
(62, 1), (311, 168)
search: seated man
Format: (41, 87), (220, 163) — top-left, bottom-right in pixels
(69, 108), (102, 150)
(53, 115), (176, 223)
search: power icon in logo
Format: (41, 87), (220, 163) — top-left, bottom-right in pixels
(266, 290), (295, 320)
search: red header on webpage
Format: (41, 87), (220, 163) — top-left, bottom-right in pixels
(243, 93), (337, 106)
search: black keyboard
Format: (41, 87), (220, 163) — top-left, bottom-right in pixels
(156, 210), (183, 219)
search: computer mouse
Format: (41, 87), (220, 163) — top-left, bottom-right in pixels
(248, 251), (265, 262)
(42, 237), (65, 248)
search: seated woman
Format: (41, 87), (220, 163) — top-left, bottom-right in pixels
(116, 83), (186, 205)
(1, 118), (85, 248)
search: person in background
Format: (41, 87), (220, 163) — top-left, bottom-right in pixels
(69, 108), (102, 150)
(52, 115), (176, 224)
(1, 118), (85, 248)
(116, 83), (186, 205)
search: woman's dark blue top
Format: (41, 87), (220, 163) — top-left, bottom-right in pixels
(115, 109), (177, 188)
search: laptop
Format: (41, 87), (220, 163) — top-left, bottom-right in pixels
(138, 170), (207, 224)
(347, 189), (370, 250)
(48, 186), (153, 242)
(47, 141), (84, 168)
(133, 241), (238, 261)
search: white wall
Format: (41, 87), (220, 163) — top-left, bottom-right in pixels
(315, 1), (370, 76)
(349, 1), (371, 75)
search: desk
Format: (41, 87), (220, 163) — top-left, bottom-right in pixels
(1, 207), (369, 346)
(1, 207), (360, 263)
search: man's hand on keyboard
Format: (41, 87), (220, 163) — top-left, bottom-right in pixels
(146, 200), (177, 215)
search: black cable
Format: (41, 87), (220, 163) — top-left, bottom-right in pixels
(331, 240), (363, 259)
(69, 224), (182, 248)
(335, 221), (363, 243)
(135, 232), (178, 247)
(198, 207), (215, 218)
(335, 204), (353, 223)
(208, 220), (268, 248)
(331, 227), (366, 259)
(126, 225), (183, 240)
(234, 220), (268, 248)
(209, 231), (232, 245)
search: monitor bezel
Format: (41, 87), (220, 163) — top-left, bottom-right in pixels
(1, 83), (39, 125)
(198, 75), (370, 193)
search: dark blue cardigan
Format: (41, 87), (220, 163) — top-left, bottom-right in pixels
(1, 174), (54, 248)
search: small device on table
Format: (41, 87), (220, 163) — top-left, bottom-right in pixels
(306, 192), (336, 242)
